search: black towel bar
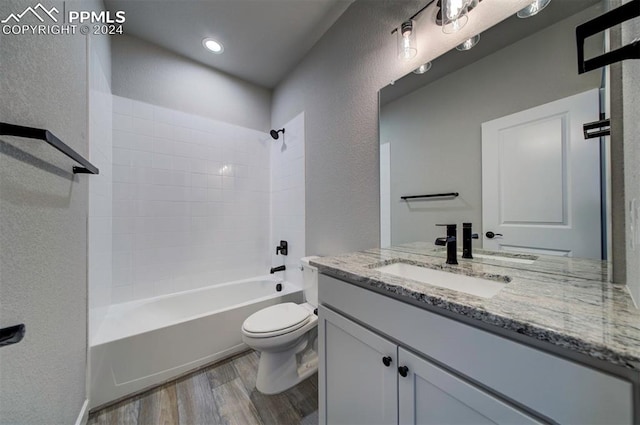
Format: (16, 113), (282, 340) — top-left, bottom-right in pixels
(0, 324), (25, 348)
(0, 122), (99, 174)
(576, 0), (640, 74)
(401, 192), (459, 200)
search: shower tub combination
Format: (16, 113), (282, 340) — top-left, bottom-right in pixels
(90, 276), (302, 409)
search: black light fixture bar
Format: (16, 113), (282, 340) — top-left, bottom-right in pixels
(0, 122), (99, 175)
(392, 0), (437, 34)
(576, 0), (640, 74)
(401, 192), (459, 200)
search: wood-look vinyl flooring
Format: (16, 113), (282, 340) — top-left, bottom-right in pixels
(88, 351), (318, 425)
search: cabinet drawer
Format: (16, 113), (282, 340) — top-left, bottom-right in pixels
(319, 274), (633, 424)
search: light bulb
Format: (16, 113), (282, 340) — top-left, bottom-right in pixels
(442, 0), (470, 33)
(456, 34), (480, 51)
(517, 0), (551, 18)
(397, 20), (417, 60)
(413, 62), (432, 74)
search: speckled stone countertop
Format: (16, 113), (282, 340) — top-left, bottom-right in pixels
(311, 242), (640, 370)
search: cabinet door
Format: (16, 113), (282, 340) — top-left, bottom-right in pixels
(398, 348), (540, 425)
(319, 306), (398, 425)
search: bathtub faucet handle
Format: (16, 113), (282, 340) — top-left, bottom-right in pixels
(276, 240), (288, 256)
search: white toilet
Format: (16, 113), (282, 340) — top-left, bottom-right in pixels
(241, 256), (319, 395)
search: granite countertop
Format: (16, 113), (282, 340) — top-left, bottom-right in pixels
(311, 242), (640, 370)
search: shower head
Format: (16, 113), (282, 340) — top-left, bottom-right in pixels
(270, 128), (285, 140)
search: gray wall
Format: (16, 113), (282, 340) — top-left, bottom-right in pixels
(622, 0), (640, 303)
(271, 0), (424, 256)
(111, 35), (271, 132)
(381, 6), (602, 248)
(0, 0), (96, 422)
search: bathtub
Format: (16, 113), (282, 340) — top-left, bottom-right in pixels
(89, 276), (302, 409)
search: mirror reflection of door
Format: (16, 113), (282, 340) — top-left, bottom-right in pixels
(481, 89), (601, 259)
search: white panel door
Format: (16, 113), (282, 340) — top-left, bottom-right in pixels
(482, 89), (601, 258)
(397, 348), (540, 425)
(319, 306), (397, 425)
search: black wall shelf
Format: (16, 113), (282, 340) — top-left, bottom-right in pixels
(0, 122), (99, 175)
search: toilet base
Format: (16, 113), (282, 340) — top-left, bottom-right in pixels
(255, 331), (318, 394)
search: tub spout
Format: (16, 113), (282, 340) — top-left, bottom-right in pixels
(270, 265), (286, 274)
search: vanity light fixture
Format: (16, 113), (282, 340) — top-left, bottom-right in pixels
(441, 0), (470, 33)
(413, 62), (432, 74)
(392, 1), (435, 62)
(396, 20), (418, 60)
(202, 38), (224, 54)
(517, 0), (551, 18)
(456, 34), (480, 51)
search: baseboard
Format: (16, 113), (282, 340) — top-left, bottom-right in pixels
(74, 399), (89, 425)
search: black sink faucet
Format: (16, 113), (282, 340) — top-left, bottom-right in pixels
(270, 265), (286, 274)
(435, 224), (458, 265)
(462, 223), (479, 259)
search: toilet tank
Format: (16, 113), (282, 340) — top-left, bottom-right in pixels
(300, 256), (319, 307)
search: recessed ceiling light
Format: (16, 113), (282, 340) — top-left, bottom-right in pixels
(202, 38), (224, 54)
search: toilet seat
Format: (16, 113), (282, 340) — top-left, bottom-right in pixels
(242, 302), (311, 338)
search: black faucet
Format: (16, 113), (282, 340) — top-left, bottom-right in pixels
(270, 265), (286, 274)
(462, 223), (479, 259)
(435, 224), (458, 265)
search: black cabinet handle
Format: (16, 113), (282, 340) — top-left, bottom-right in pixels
(382, 356), (392, 367)
(485, 231), (503, 239)
(398, 366), (409, 377)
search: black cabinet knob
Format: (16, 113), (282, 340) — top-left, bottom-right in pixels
(398, 366), (409, 377)
(485, 231), (503, 239)
(382, 356), (392, 367)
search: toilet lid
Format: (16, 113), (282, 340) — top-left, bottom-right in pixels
(242, 303), (311, 335)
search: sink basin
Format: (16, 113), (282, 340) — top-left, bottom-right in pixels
(471, 253), (535, 265)
(375, 262), (507, 298)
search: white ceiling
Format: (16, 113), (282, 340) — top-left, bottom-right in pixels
(104, 0), (354, 89)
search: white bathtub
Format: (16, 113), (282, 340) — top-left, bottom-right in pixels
(89, 276), (302, 409)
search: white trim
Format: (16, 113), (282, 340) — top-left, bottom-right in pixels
(74, 399), (89, 425)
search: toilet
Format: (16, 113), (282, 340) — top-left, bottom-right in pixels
(241, 256), (319, 394)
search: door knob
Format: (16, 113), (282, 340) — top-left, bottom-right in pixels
(398, 366), (409, 377)
(382, 356), (392, 367)
(485, 231), (503, 239)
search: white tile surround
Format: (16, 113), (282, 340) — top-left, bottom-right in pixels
(110, 96), (300, 303)
(88, 50), (113, 341)
(270, 113), (306, 287)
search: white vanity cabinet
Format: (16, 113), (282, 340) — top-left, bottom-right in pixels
(318, 274), (635, 425)
(320, 305), (539, 425)
(321, 306), (397, 425)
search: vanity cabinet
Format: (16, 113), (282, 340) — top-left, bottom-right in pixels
(320, 306), (539, 425)
(318, 274), (635, 425)
(321, 306), (397, 425)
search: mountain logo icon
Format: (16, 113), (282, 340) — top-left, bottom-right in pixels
(1, 3), (59, 24)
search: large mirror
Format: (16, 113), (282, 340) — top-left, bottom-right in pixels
(380, 0), (614, 262)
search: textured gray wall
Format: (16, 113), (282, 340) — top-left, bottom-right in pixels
(622, 0), (640, 303)
(271, 0), (421, 256)
(0, 0), (90, 422)
(381, 6), (602, 250)
(111, 34), (271, 132)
